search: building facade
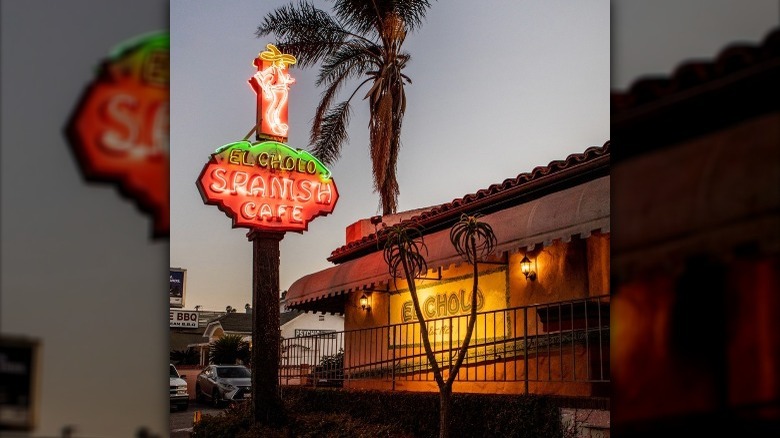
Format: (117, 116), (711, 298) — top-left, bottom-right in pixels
(611, 27), (780, 435)
(284, 143), (610, 400)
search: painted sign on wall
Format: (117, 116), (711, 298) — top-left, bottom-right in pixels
(197, 141), (339, 232)
(389, 268), (509, 348)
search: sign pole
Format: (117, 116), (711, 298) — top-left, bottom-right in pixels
(248, 229), (285, 425)
(196, 44), (338, 427)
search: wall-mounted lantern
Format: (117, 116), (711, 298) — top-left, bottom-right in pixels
(520, 255), (537, 281)
(359, 293), (371, 312)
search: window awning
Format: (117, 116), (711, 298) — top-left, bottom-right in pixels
(286, 176), (609, 313)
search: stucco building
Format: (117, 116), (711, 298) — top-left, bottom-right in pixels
(611, 27), (780, 435)
(283, 142), (610, 402)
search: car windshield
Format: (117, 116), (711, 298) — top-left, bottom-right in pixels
(170, 365), (179, 378)
(216, 367), (251, 378)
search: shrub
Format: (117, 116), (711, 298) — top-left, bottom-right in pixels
(193, 388), (563, 438)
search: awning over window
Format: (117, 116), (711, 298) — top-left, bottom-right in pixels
(286, 176), (609, 313)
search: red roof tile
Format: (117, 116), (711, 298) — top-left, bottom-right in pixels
(612, 27), (779, 113)
(328, 141), (610, 264)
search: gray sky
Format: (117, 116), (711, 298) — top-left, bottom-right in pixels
(612, 0), (779, 89)
(170, 0), (611, 311)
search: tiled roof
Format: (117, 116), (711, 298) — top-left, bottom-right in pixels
(612, 27), (779, 112)
(205, 311), (304, 333)
(196, 310), (225, 328)
(170, 331), (209, 350)
(612, 27), (780, 161)
(328, 141), (610, 264)
(280, 310), (302, 326)
(210, 312), (253, 333)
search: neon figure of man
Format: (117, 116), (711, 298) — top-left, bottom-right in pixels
(251, 44), (296, 137)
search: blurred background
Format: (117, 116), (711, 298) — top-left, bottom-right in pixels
(0, 0), (778, 437)
(1, 1), (168, 436)
(611, 0), (779, 436)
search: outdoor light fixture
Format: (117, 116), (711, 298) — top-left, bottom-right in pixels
(359, 293), (371, 311)
(520, 256), (536, 281)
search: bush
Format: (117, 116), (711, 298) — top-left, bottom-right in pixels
(170, 347), (200, 365)
(192, 388), (563, 438)
(191, 402), (253, 438)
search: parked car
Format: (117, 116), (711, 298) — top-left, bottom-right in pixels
(306, 364), (344, 387)
(195, 364), (251, 407)
(169, 364), (189, 411)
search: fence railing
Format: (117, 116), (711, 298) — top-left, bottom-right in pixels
(280, 295), (609, 392)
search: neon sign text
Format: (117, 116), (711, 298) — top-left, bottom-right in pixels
(197, 141), (338, 232)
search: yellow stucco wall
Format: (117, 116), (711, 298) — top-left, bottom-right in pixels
(340, 234), (610, 397)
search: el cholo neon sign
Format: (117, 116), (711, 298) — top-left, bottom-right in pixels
(66, 32), (170, 238)
(197, 44), (339, 232)
(197, 140), (338, 232)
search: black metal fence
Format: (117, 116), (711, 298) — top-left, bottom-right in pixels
(280, 295), (609, 392)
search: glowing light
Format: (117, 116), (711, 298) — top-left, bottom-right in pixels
(249, 44), (296, 138)
(66, 31), (169, 237)
(197, 141), (338, 232)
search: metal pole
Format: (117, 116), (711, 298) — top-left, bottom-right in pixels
(248, 229), (285, 425)
(523, 307), (529, 395)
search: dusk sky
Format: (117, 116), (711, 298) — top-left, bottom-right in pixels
(171, 0), (778, 312)
(170, 0), (611, 312)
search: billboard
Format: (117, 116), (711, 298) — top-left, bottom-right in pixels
(169, 268), (186, 308)
(0, 336), (39, 431)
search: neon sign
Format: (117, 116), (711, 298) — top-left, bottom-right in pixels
(66, 32), (169, 237)
(249, 44), (296, 140)
(197, 141), (339, 232)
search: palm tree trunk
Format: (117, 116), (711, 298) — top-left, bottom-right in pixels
(446, 238), (480, 386)
(439, 384), (453, 438)
(401, 257), (445, 389)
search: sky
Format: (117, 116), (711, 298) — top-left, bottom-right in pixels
(170, 0), (611, 312)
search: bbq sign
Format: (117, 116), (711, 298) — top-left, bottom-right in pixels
(197, 141), (339, 232)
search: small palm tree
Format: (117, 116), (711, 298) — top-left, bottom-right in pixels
(257, 0), (435, 214)
(208, 334), (251, 365)
(382, 214), (496, 438)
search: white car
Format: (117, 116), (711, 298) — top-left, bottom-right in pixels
(169, 364), (189, 411)
(195, 365), (252, 407)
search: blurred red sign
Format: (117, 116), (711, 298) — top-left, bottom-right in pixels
(66, 32), (169, 237)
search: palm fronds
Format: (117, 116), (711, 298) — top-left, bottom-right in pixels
(449, 214), (498, 264)
(382, 223), (428, 283)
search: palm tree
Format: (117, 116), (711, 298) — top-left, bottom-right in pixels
(383, 214), (496, 438)
(208, 334), (251, 365)
(257, 0), (434, 214)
